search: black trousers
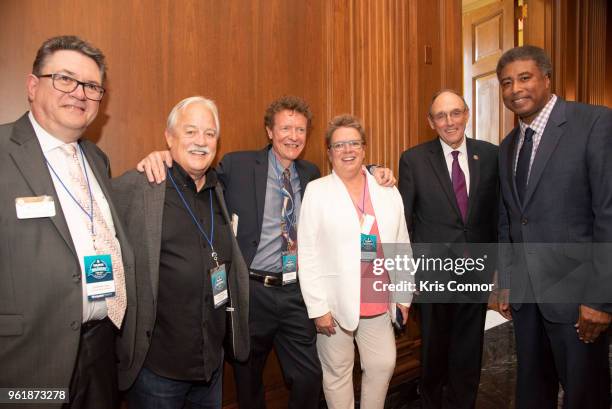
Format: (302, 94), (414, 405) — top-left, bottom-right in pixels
(512, 302), (610, 409)
(232, 280), (322, 409)
(65, 318), (118, 409)
(418, 302), (487, 409)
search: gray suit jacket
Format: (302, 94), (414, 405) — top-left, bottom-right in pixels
(498, 99), (612, 321)
(111, 170), (250, 390)
(0, 114), (135, 405)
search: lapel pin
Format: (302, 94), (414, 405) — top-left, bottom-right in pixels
(473, 154), (479, 160)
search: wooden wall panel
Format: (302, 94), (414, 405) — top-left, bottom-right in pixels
(0, 0), (463, 406)
(0, 0), (327, 176)
(528, 0), (611, 106)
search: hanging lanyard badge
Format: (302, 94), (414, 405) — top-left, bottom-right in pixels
(356, 176), (376, 262)
(168, 169), (228, 308)
(46, 145), (116, 300)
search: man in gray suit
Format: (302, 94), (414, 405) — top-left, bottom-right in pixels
(496, 45), (611, 409)
(112, 96), (249, 409)
(0, 36), (135, 409)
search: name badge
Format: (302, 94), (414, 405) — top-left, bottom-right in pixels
(360, 233), (377, 262)
(84, 254), (116, 300)
(210, 264), (229, 308)
(15, 195), (56, 219)
(282, 252), (297, 285)
(361, 214), (375, 235)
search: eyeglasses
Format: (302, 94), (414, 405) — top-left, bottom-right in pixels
(430, 108), (466, 124)
(37, 73), (105, 101)
(329, 140), (365, 152)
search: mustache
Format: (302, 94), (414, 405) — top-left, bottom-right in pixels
(187, 145), (211, 154)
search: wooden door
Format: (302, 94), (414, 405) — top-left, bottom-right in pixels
(463, 0), (516, 145)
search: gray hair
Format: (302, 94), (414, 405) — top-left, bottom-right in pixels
(496, 45), (553, 79)
(166, 96), (220, 135)
(32, 35), (107, 82)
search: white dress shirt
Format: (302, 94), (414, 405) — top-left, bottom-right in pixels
(440, 136), (470, 196)
(29, 112), (118, 322)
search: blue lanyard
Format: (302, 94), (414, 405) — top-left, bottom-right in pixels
(167, 169), (218, 265)
(45, 144), (95, 235)
(355, 173), (367, 216)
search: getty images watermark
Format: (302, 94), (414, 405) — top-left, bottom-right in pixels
(370, 253), (495, 293)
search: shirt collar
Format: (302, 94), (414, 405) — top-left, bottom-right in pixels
(519, 94), (557, 135)
(170, 161), (218, 192)
(28, 111), (75, 154)
(268, 147), (297, 177)
(439, 135), (468, 158)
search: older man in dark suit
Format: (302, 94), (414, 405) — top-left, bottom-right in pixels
(0, 36), (135, 409)
(496, 45), (611, 409)
(113, 96), (249, 409)
(399, 90), (498, 409)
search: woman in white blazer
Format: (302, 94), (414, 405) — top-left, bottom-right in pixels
(298, 115), (413, 409)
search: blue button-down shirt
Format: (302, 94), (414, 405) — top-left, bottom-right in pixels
(250, 149), (302, 272)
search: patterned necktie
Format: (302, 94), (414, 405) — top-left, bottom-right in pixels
(280, 168), (297, 252)
(60, 143), (126, 328)
(515, 127), (535, 204)
(451, 150), (468, 222)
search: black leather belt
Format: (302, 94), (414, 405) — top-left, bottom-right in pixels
(249, 270), (288, 287)
(81, 317), (110, 334)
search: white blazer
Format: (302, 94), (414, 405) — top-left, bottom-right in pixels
(298, 169), (413, 331)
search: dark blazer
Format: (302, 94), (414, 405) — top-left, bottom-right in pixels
(111, 170), (250, 390)
(216, 145), (321, 267)
(498, 98), (612, 322)
(0, 114), (135, 401)
(399, 137), (499, 244)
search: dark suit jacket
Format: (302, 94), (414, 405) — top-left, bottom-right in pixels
(498, 98), (612, 322)
(398, 137), (499, 299)
(0, 114), (135, 402)
(216, 145), (321, 267)
(399, 137), (499, 243)
(111, 170), (250, 390)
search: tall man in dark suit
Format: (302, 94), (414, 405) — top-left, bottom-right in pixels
(112, 96), (249, 409)
(398, 90), (498, 409)
(496, 45), (611, 409)
(0, 36), (135, 409)
(138, 96), (395, 408)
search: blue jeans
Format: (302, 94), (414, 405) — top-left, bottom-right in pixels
(127, 366), (223, 409)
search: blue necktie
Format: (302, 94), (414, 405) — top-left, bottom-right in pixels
(515, 127), (535, 204)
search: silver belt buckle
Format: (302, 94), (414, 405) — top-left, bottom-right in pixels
(264, 275), (275, 287)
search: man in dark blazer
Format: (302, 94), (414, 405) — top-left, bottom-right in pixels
(398, 90), (498, 409)
(112, 97), (249, 408)
(0, 36), (135, 409)
(496, 45), (611, 409)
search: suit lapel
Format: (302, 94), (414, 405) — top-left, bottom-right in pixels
(505, 127), (521, 208)
(427, 140), (463, 221)
(253, 147), (269, 235)
(143, 182), (165, 303)
(465, 139), (480, 222)
(9, 114), (78, 258)
(522, 100), (566, 207)
(295, 159), (311, 197)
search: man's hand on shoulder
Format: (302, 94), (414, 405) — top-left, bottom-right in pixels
(136, 150), (173, 183)
(371, 166), (396, 187)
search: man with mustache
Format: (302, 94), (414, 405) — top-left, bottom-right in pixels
(496, 45), (611, 409)
(112, 96), (250, 409)
(137, 95), (395, 408)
